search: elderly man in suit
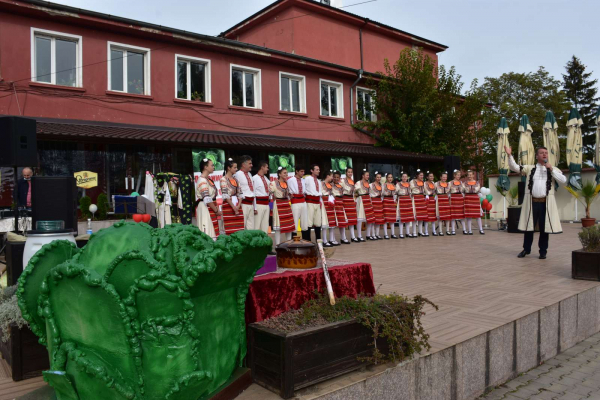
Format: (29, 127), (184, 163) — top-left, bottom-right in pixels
(14, 167), (33, 208)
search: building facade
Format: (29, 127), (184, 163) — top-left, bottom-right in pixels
(0, 0), (446, 207)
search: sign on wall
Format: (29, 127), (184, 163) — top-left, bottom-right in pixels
(269, 152), (295, 180)
(192, 148), (226, 200)
(74, 171), (98, 189)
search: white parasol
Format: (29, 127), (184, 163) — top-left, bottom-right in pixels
(496, 117), (510, 191)
(543, 111), (560, 167)
(518, 114), (535, 181)
(566, 108), (583, 190)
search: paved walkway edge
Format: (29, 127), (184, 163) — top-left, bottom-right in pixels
(310, 286), (600, 400)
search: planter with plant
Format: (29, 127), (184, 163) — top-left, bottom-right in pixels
(0, 285), (49, 381)
(247, 293), (436, 399)
(572, 225), (600, 281)
(78, 195), (92, 220)
(566, 180), (600, 227)
(505, 185), (521, 233)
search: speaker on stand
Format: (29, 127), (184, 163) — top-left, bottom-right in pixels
(31, 177), (78, 235)
(443, 155), (461, 175)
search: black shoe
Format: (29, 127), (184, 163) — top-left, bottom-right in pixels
(268, 251), (276, 255)
(399, 235), (405, 238)
(539, 254), (547, 259)
(479, 230), (485, 235)
(432, 232), (438, 236)
(376, 236), (383, 240)
(359, 237), (366, 242)
(323, 242), (333, 247)
(384, 235), (390, 240)
(438, 232), (444, 236)
(391, 235), (398, 239)
(366, 236), (372, 241)
(451, 232), (456, 235)
(331, 241), (340, 246)
(351, 238), (360, 243)
(341, 239), (351, 244)
(463, 231), (468, 235)
(446, 231), (451, 236)
(517, 250), (530, 258)
(468, 232), (473, 235)
(423, 233), (430, 237)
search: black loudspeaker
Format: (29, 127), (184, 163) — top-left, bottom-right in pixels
(518, 181), (525, 205)
(31, 176), (78, 234)
(443, 155), (461, 174)
(0, 116), (37, 167)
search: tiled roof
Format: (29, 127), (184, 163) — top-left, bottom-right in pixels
(35, 120), (442, 162)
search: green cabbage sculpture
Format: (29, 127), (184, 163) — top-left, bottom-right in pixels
(17, 221), (271, 400)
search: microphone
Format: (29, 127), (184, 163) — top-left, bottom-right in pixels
(543, 159), (548, 164)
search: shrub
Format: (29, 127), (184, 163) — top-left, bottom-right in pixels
(79, 196), (91, 219)
(507, 185), (519, 207)
(579, 225), (600, 252)
(96, 193), (109, 220)
(0, 285), (28, 342)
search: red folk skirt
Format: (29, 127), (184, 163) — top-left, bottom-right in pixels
(334, 197), (348, 228)
(208, 207), (220, 236)
(437, 195), (452, 221)
(275, 198), (295, 233)
(397, 195), (415, 223)
(221, 202), (244, 235)
(358, 195), (376, 224)
(343, 195), (358, 225)
(413, 194), (428, 221)
(464, 193), (482, 218)
(426, 196), (438, 222)
(371, 197), (385, 224)
(450, 193), (465, 219)
(382, 196), (397, 223)
(322, 196), (337, 228)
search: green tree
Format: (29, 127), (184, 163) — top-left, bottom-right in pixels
(562, 56), (599, 162)
(477, 67), (571, 173)
(356, 48), (485, 170)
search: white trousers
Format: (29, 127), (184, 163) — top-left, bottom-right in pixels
(307, 203), (322, 227)
(242, 203), (255, 230)
(291, 202), (308, 231)
(254, 204), (270, 234)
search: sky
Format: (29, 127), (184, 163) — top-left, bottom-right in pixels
(49, 0), (600, 91)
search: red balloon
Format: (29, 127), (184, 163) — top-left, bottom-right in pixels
(485, 203), (493, 211)
(132, 214), (143, 223)
(142, 214), (151, 223)
(482, 199), (489, 207)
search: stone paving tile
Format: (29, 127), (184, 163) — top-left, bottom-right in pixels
(481, 331), (600, 400)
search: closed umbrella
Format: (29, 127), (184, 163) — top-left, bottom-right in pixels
(566, 108), (583, 190)
(496, 117), (510, 191)
(543, 111), (560, 167)
(518, 114), (535, 182)
(595, 108), (600, 184)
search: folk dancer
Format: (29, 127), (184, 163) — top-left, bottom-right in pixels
(270, 167), (296, 245)
(252, 161), (271, 234)
(506, 145), (566, 259)
(435, 172), (452, 236)
(219, 158), (244, 235)
(449, 169), (466, 235)
(410, 170), (429, 237)
(370, 171), (385, 240)
(396, 172), (414, 238)
(304, 164), (323, 242)
(234, 155), (256, 230)
(321, 170), (339, 247)
(332, 171), (350, 244)
(287, 166), (309, 241)
(462, 170), (484, 235)
(341, 167), (359, 242)
(382, 173), (398, 239)
(195, 158), (221, 239)
(424, 171), (438, 236)
(355, 169), (376, 241)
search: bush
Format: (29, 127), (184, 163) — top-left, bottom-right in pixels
(79, 196), (91, 219)
(0, 286), (28, 342)
(97, 193), (109, 220)
(579, 225), (600, 252)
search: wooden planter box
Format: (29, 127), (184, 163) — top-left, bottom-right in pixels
(0, 324), (49, 381)
(572, 250), (600, 281)
(247, 319), (390, 399)
(507, 206), (522, 233)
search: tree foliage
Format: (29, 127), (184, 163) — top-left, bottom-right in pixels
(562, 56), (599, 162)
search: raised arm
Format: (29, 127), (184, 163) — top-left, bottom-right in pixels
(505, 146), (521, 173)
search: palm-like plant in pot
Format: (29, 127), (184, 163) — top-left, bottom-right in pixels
(569, 180), (600, 227)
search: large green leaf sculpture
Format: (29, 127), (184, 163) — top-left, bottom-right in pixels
(17, 221), (271, 400)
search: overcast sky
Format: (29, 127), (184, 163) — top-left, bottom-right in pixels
(51, 0), (599, 91)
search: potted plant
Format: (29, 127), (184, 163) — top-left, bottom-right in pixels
(0, 285), (49, 381)
(247, 293), (436, 399)
(572, 225), (600, 281)
(505, 185), (521, 233)
(568, 180), (600, 227)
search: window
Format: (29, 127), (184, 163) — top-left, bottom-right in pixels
(108, 42), (151, 95)
(230, 64), (261, 108)
(175, 55), (211, 102)
(31, 28), (82, 87)
(279, 72), (306, 113)
(320, 79), (343, 118)
(357, 87), (376, 122)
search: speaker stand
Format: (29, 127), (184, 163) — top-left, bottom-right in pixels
(13, 166), (19, 235)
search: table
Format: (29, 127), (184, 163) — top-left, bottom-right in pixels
(245, 263), (375, 324)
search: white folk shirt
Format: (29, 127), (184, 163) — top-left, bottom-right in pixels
(287, 176), (306, 196)
(508, 155), (567, 198)
(234, 170), (255, 199)
(304, 176), (322, 196)
(252, 174), (270, 197)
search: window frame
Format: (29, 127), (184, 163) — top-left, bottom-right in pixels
(278, 71), (306, 113)
(356, 86), (377, 122)
(229, 63), (262, 109)
(107, 41), (151, 95)
(30, 27), (83, 87)
(174, 54), (211, 102)
(319, 79), (344, 118)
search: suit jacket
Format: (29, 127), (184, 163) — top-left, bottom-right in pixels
(14, 178), (30, 207)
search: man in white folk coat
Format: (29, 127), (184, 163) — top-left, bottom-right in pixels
(505, 146), (567, 259)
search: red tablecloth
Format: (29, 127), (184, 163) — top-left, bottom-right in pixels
(245, 263), (375, 324)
